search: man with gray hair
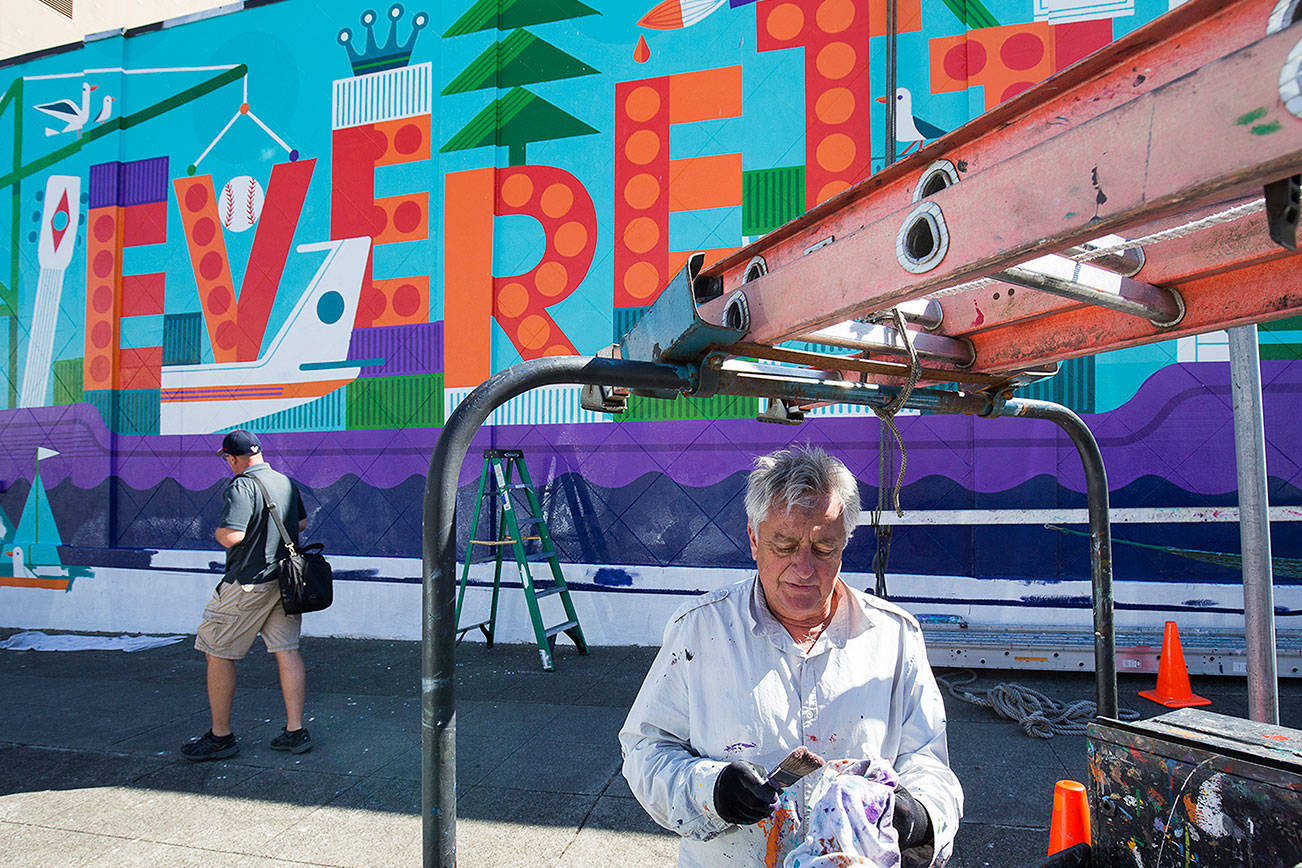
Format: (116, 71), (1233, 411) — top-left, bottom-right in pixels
(620, 444), (962, 866)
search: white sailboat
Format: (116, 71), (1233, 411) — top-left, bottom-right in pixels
(159, 236), (371, 435)
(0, 447), (87, 591)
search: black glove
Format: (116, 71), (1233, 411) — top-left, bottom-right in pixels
(892, 784), (933, 851)
(713, 760), (779, 825)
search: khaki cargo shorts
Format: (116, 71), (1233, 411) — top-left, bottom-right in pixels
(195, 580), (300, 659)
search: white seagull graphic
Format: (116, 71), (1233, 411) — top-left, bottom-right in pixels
(94, 94), (115, 124)
(878, 87), (948, 156)
(34, 82), (97, 136)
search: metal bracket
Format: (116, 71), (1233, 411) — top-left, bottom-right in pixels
(579, 345), (631, 413)
(578, 382), (628, 414)
(1264, 174), (1300, 251)
(620, 252), (746, 366)
(757, 398), (806, 425)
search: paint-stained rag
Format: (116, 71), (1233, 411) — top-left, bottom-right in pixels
(784, 758), (902, 868)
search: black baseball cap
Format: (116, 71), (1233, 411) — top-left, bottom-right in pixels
(217, 429), (261, 457)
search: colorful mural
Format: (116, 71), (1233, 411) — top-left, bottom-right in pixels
(0, 0), (1299, 647)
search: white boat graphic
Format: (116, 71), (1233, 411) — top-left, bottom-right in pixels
(159, 236), (371, 435)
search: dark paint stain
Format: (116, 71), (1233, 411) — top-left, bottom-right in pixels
(1133, 74), (1146, 86)
(593, 567), (633, 587)
(1091, 167), (1107, 206)
(955, 159), (968, 172)
(1020, 594), (1092, 606)
(1252, 121), (1283, 136)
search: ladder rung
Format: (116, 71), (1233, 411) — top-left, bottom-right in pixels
(456, 619), (491, 635)
(515, 516), (543, 528)
(534, 585), (564, 599)
(468, 536), (539, 546)
(544, 619), (579, 638)
(524, 551), (556, 563)
(481, 483), (534, 497)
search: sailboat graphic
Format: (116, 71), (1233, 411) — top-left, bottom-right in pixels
(159, 236), (371, 435)
(0, 447), (90, 591)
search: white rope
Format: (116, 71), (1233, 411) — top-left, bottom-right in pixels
(1074, 198), (1266, 261)
(930, 198), (1267, 298)
(936, 669), (1140, 738)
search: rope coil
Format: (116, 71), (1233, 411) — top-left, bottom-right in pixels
(936, 669), (1140, 738)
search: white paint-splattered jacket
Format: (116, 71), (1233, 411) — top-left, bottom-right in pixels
(619, 577), (962, 867)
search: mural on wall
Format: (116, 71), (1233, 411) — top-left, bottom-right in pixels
(0, 0), (1298, 641)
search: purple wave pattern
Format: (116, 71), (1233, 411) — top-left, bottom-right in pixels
(1, 363), (1297, 496)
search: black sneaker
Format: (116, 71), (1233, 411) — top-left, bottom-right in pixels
(181, 730), (238, 762)
(270, 727), (312, 754)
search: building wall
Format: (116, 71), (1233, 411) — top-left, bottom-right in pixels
(1, 0), (228, 62)
(0, 0), (1299, 645)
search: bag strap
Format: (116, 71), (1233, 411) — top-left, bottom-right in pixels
(239, 472), (299, 556)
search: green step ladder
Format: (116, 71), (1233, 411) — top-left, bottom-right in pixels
(455, 449), (588, 671)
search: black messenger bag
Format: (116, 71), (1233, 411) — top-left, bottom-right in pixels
(243, 473), (333, 615)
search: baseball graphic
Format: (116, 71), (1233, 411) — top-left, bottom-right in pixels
(219, 175), (265, 232)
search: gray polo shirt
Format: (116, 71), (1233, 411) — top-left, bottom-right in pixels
(219, 462), (306, 585)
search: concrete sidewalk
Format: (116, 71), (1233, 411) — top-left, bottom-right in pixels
(1, 630), (1296, 867)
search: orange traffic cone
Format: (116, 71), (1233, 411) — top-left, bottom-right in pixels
(1139, 620), (1211, 708)
(1048, 780), (1090, 854)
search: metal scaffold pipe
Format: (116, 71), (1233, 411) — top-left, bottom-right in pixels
(420, 356), (694, 868)
(1228, 325), (1279, 725)
(421, 358), (1119, 865)
(1000, 398), (1118, 719)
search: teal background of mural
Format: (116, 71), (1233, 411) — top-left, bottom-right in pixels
(2, 0), (1259, 428)
(0, 0), (1299, 592)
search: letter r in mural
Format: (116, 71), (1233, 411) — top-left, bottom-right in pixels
(439, 0), (601, 388)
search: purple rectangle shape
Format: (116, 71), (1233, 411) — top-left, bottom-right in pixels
(88, 162), (119, 209)
(87, 157), (170, 208)
(347, 321), (444, 377)
(120, 157), (169, 206)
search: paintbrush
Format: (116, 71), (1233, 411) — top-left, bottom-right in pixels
(765, 746), (826, 790)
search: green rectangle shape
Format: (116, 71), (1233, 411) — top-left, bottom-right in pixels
(613, 305), (650, 343)
(346, 373), (444, 430)
(162, 312), (203, 366)
(52, 358), (83, 405)
(1260, 343), (1302, 360)
(84, 389), (160, 435)
(742, 166), (805, 236)
(241, 389), (346, 432)
(617, 392), (759, 422)
(1016, 356), (1095, 414)
(1261, 315), (1302, 332)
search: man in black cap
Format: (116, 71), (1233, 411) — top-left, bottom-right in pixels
(182, 429), (312, 760)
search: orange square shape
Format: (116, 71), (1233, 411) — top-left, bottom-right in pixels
(372, 193), (429, 245)
(930, 22), (1056, 110)
(364, 276), (430, 328)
